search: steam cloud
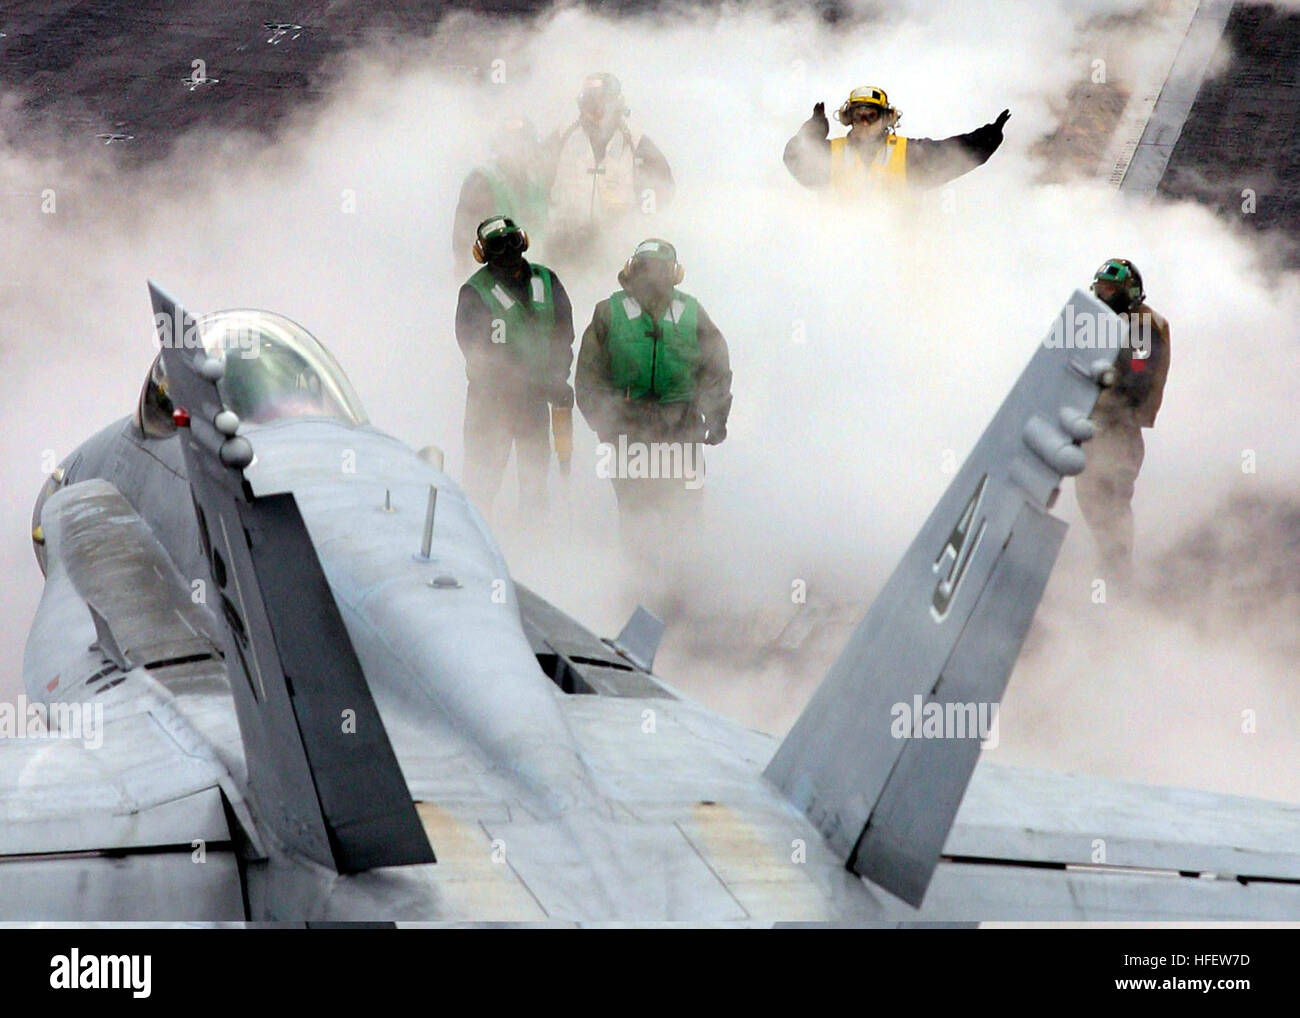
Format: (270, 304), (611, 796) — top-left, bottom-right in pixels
(2, 0), (1296, 802)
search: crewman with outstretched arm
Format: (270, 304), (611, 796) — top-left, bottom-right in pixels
(784, 84), (1010, 195)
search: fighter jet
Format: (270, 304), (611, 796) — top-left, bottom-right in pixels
(9, 283), (1300, 923)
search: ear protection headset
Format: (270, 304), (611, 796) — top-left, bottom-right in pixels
(620, 238), (684, 285)
(836, 85), (900, 130)
(472, 216), (529, 264)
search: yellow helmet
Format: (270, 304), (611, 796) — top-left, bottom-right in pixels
(836, 85), (899, 129)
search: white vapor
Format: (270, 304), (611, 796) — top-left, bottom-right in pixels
(1, 0), (1297, 804)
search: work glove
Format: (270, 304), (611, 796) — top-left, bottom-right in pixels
(808, 101), (830, 139)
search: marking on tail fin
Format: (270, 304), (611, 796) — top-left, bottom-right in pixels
(931, 474), (988, 622)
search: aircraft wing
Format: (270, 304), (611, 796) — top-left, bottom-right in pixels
(929, 763), (1300, 919)
(542, 691), (1300, 921)
(7, 477), (249, 920)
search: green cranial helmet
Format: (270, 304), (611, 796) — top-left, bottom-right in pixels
(1091, 258), (1145, 311)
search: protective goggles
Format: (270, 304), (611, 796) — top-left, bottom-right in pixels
(848, 105), (885, 124)
(579, 89), (618, 116)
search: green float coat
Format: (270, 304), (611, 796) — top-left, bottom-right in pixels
(606, 290), (700, 403)
(474, 166), (549, 239)
(465, 264), (555, 382)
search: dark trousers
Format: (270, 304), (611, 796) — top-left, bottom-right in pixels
(463, 384), (551, 516)
(1076, 408), (1145, 574)
(609, 472), (705, 523)
(597, 402), (707, 540)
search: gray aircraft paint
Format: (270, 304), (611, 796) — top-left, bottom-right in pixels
(766, 290), (1121, 906)
(9, 285), (1300, 923)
